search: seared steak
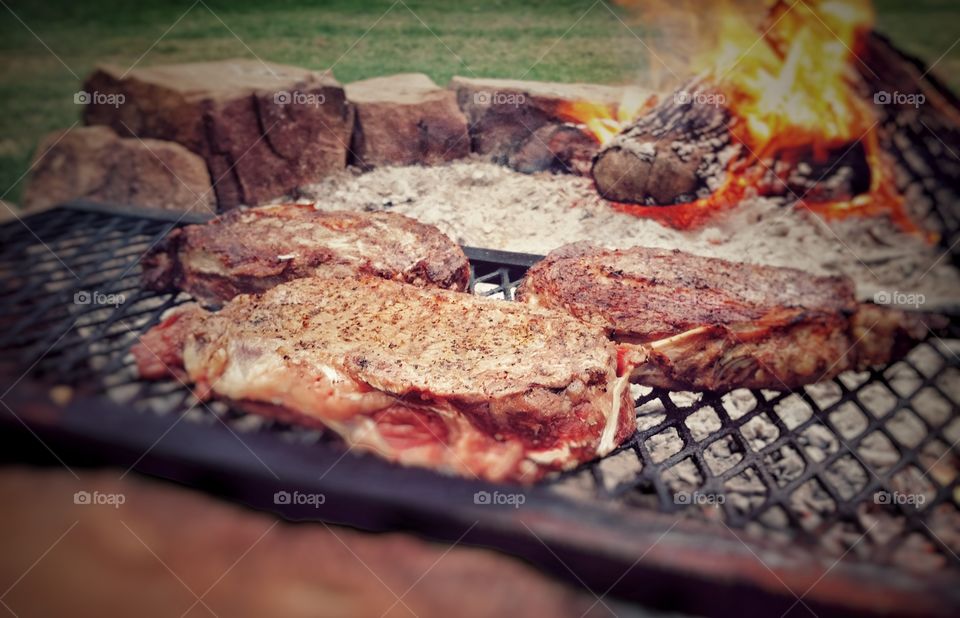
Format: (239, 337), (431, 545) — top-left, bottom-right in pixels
(133, 274), (635, 483)
(142, 204), (470, 307)
(517, 243), (931, 391)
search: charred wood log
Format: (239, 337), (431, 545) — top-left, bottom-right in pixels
(763, 142), (871, 203)
(591, 82), (738, 205)
(592, 31), (960, 254)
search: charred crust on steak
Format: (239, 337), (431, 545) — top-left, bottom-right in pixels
(140, 204), (471, 307)
(133, 274), (635, 483)
(521, 243), (933, 392)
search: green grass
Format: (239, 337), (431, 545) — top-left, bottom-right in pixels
(0, 0), (957, 205)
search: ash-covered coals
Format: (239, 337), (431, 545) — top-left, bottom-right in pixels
(298, 159), (960, 310)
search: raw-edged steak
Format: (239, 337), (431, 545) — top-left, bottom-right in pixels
(133, 274), (635, 483)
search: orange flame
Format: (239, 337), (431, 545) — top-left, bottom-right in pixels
(561, 0), (928, 237)
(719, 0), (874, 154)
(559, 89), (657, 145)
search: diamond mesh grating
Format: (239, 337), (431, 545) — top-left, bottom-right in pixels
(2, 204), (959, 579)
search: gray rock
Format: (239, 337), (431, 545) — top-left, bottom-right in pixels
(346, 73), (469, 168)
(83, 59), (354, 210)
(23, 126), (215, 214)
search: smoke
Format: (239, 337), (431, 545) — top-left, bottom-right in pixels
(612, 0), (771, 89)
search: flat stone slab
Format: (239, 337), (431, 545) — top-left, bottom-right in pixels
(83, 59), (354, 209)
(345, 73), (469, 167)
(23, 126), (215, 214)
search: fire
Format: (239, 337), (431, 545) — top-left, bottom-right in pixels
(560, 0), (927, 237)
(719, 0), (874, 154)
(559, 88), (656, 145)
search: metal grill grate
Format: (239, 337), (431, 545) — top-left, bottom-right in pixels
(480, 256), (960, 574)
(2, 203), (959, 613)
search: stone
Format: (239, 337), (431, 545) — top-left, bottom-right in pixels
(82, 59), (354, 209)
(22, 126), (215, 214)
(0, 201), (18, 223)
(508, 124), (598, 176)
(450, 76), (654, 173)
(345, 73), (469, 168)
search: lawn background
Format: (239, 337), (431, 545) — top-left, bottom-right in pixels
(0, 0), (957, 205)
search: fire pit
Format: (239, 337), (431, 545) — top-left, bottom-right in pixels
(2, 202), (959, 617)
(564, 2), (960, 251)
(5, 0), (960, 616)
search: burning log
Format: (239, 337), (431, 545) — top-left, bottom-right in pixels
(591, 83), (874, 207)
(768, 142), (871, 204)
(585, 1), (960, 242)
(591, 82), (737, 204)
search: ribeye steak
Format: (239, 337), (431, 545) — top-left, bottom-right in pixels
(517, 243), (933, 391)
(142, 203), (470, 307)
(133, 274), (635, 483)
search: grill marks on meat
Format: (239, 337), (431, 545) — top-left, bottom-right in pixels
(141, 204), (470, 307)
(517, 243), (931, 391)
(133, 275), (635, 483)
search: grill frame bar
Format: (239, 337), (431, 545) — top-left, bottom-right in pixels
(1, 201), (958, 617)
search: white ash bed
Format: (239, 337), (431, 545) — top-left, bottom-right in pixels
(297, 159), (960, 311)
